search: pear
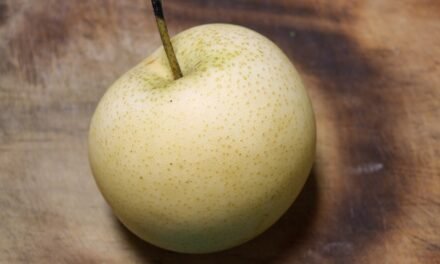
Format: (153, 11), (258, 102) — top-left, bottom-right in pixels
(89, 4), (315, 254)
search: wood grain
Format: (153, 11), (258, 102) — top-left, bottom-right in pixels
(0, 0), (439, 263)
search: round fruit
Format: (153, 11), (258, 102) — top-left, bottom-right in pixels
(89, 24), (315, 253)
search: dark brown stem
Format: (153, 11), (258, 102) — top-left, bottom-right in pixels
(151, 0), (183, 79)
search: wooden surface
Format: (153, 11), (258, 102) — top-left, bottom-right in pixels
(1, 0), (439, 263)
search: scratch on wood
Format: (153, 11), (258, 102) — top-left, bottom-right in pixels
(352, 162), (384, 175)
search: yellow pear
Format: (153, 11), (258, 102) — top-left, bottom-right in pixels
(89, 23), (315, 253)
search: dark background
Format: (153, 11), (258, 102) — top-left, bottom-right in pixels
(0, 0), (439, 263)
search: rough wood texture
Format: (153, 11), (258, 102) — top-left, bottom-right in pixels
(1, 0), (439, 263)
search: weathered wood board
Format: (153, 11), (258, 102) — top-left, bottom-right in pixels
(0, 0), (439, 263)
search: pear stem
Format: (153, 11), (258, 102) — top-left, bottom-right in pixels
(151, 0), (183, 80)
